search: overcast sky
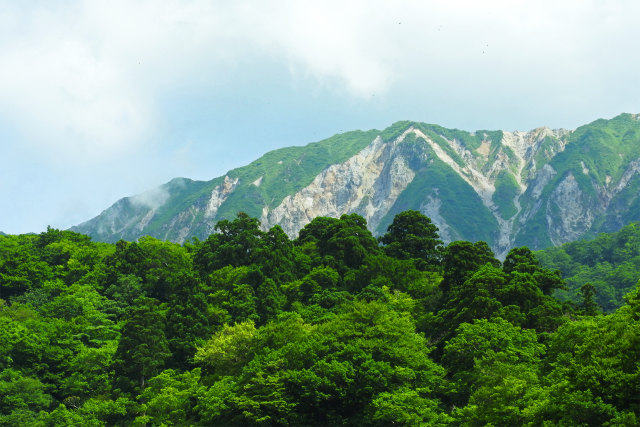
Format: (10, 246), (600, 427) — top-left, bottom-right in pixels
(2, 0), (639, 234)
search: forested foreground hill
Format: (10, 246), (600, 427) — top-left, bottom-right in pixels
(1, 211), (640, 425)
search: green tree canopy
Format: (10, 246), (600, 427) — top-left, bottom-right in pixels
(439, 240), (500, 295)
(113, 297), (171, 394)
(379, 210), (444, 270)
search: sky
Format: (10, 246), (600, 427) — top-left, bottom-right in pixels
(2, 0), (640, 234)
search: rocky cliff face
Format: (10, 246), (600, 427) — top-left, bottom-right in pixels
(261, 133), (415, 236)
(259, 125), (569, 257)
(71, 113), (640, 256)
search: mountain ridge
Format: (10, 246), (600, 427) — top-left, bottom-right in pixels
(71, 113), (640, 257)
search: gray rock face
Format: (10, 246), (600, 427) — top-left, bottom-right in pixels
(547, 173), (596, 245)
(261, 133), (415, 236)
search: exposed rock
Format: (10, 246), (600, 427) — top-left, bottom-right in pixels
(205, 176), (239, 218)
(262, 132), (415, 236)
(614, 158), (640, 193)
(476, 140), (491, 157)
(420, 193), (454, 243)
(547, 173), (597, 245)
(260, 124), (567, 255)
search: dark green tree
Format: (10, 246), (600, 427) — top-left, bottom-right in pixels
(379, 210), (443, 270)
(296, 216), (340, 247)
(0, 369), (54, 423)
(440, 240), (500, 295)
(578, 283), (600, 316)
(113, 297), (171, 394)
(502, 247), (567, 331)
(325, 214), (381, 274)
(254, 225), (297, 284)
(0, 235), (53, 300)
(165, 275), (211, 369)
(295, 214), (380, 275)
(435, 263), (507, 341)
(503, 246), (540, 274)
(255, 277), (286, 326)
(194, 212), (264, 275)
(135, 237), (193, 301)
(204, 266), (259, 325)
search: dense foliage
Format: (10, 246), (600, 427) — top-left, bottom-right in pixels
(537, 222), (640, 312)
(1, 212), (639, 425)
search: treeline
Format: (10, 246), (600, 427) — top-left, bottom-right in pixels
(0, 211), (639, 425)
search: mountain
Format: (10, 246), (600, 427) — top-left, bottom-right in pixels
(71, 113), (640, 257)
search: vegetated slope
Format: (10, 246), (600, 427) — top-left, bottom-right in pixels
(72, 113), (640, 257)
(514, 113), (640, 248)
(537, 222), (640, 312)
(72, 129), (380, 244)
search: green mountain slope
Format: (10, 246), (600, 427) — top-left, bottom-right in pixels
(73, 129), (380, 243)
(514, 113), (640, 248)
(72, 113), (640, 257)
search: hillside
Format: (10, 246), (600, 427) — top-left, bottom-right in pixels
(537, 222), (640, 312)
(72, 113), (640, 257)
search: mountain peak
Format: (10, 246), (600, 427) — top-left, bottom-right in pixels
(71, 114), (640, 256)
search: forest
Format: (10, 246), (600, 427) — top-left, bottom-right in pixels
(1, 210), (639, 426)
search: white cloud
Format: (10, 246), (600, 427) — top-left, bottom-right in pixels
(130, 185), (170, 210)
(0, 1), (246, 160)
(251, 0), (397, 97)
(3, 0), (639, 164)
(0, 3), (149, 159)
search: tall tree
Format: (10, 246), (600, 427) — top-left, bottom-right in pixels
(165, 274), (211, 369)
(113, 297), (171, 394)
(296, 213), (380, 275)
(578, 283), (600, 316)
(440, 240), (500, 296)
(379, 210), (443, 270)
(324, 214), (381, 274)
(194, 212), (264, 275)
(254, 225), (297, 285)
(441, 317), (544, 409)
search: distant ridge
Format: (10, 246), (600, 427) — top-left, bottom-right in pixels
(72, 113), (640, 257)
